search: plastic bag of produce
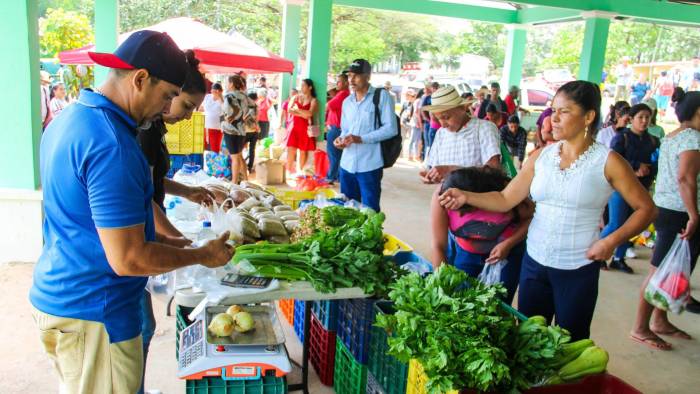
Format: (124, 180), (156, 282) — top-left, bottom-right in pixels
(644, 235), (691, 314)
(478, 260), (507, 286)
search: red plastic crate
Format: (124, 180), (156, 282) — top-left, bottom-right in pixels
(309, 313), (336, 386)
(524, 373), (641, 394)
(278, 299), (294, 325)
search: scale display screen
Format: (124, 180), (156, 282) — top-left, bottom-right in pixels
(181, 320), (203, 352)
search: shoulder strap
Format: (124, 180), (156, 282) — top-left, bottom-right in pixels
(373, 88), (382, 129)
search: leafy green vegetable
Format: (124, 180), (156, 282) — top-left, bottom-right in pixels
(233, 209), (401, 296)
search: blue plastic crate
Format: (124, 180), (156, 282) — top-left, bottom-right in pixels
(293, 300), (306, 342)
(337, 298), (377, 364)
(311, 300), (339, 331)
(167, 153), (204, 178)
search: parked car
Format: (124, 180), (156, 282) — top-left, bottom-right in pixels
(520, 85), (555, 110)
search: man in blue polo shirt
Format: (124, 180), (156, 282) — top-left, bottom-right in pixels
(31, 31), (234, 393)
(333, 59), (397, 211)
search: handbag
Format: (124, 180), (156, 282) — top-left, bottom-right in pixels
(307, 115), (320, 138)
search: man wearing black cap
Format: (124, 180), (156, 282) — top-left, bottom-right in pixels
(333, 59), (397, 211)
(31, 31), (234, 393)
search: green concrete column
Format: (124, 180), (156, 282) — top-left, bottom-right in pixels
(305, 0), (333, 131)
(502, 25), (527, 90)
(94, 0), (119, 86)
(0, 1), (40, 190)
(578, 16), (611, 84)
(280, 0), (302, 103)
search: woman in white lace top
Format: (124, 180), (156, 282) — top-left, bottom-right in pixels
(439, 81), (657, 340)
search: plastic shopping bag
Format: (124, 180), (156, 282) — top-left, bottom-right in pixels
(478, 260), (507, 286)
(146, 271), (175, 303)
(644, 235), (691, 314)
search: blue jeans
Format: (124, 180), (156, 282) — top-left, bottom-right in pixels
(600, 191), (631, 259)
(139, 291), (156, 394)
(339, 167), (383, 212)
(408, 126), (422, 158)
(421, 122), (431, 159)
(445, 234), (524, 305)
(326, 126), (342, 182)
(518, 253), (600, 340)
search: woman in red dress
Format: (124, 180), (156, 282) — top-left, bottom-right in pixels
(286, 79), (318, 173)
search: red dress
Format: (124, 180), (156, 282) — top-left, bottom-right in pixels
(286, 98), (317, 151)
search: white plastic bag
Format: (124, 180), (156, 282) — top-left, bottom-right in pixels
(146, 271), (175, 303)
(208, 198), (233, 235)
(644, 235), (692, 314)
(478, 260), (507, 286)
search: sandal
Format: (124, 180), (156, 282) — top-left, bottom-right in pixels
(652, 327), (692, 340)
(630, 332), (672, 350)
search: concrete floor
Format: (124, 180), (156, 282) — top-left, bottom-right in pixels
(2, 159), (700, 394)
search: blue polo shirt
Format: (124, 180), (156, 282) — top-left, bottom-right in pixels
(30, 89), (156, 343)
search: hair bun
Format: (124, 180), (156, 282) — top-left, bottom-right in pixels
(671, 87), (686, 104)
(184, 49), (200, 68)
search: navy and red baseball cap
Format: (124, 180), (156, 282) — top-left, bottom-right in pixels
(88, 30), (188, 87)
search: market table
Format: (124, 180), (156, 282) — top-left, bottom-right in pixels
(174, 281), (368, 394)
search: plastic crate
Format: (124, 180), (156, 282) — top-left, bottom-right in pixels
(273, 188), (336, 209)
(367, 302), (408, 394)
(175, 304), (194, 360)
(293, 300), (306, 342)
(185, 374), (287, 394)
(383, 234), (412, 256)
(365, 372), (385, 394)
(391, 251), (433, 276)
(524, 373), (641, 394)
(309, 313), (336, 386)
(406, 359), (458, 394)
(311, 299), (339, 331)
(337, 298), (376, 364)
(165, 112), (205, 154)
(277, 299), (294, 325)
(333, 340), (367, 394)
(167, 153), (204, 178)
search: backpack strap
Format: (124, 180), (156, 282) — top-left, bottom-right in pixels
(373, 88), (382, 129)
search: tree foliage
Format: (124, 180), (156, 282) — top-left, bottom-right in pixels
(39, 8), (93, 58)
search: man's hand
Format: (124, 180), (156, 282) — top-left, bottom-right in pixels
(343, 135), (362, 147)
(200, 232), (235, 268)
(186, 186), (215, 206)
(333, 137), (348, 149)
(419, 166), (453, 184)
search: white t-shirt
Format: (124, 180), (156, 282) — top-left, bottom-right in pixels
(654, 129), (700, 212)
(425, 117), (501, 168)
(595, 125), (616, 148)
(615, 64), (633, 86)
(202, 94), (223, 130)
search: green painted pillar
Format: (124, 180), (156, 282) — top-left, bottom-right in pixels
(94, 0), (119, 86)
(502, 25), (527, 90)
(578, 16), (610, 84)
(280, 0), (302, 103)
(0, 1), (40, 190)
(305, 0), (333, 131)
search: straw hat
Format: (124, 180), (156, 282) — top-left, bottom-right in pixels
(422, 85), (476, 112)
(40, 70), (52, 84)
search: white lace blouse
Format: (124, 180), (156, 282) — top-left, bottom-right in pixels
(527, 142), (614, 270)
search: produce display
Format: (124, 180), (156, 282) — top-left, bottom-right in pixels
(232, 206), (402, 296)
(375, 266), (609, 393)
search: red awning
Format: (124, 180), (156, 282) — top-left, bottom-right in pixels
(58, 17), (294, 74)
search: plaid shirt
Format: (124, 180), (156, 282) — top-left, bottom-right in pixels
(499, 125), (527, 161)
(425, 117), (501, 168)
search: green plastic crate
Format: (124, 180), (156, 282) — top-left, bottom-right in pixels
(185, 375), (287, 394)
(175, 305), (191, 360)
(367, 302), (408, 394)
(333, 340), (367, 394)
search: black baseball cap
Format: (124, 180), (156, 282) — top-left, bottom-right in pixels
(345, 59), (372, 74)
(88, 30), (188, 87)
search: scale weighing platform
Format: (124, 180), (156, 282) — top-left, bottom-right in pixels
(177, 305), (292, 381)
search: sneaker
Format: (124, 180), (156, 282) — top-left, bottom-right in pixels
(625, 248), (638, 259)
(610, 258), (634, 274)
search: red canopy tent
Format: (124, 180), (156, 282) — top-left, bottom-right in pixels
(58, 17), (294, 74)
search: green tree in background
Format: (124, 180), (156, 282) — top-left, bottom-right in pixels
(39, 8), (93, 58)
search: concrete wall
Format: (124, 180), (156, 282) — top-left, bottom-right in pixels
(0, 189), (43, 263)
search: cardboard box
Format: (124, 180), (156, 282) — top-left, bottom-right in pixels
(255, 159), (286, 185)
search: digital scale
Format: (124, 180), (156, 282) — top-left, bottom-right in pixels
(177, 305), (292, 381)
